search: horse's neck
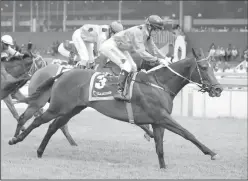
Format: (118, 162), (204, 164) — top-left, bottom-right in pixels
(152, 60), (191, 99)
(7, 58), (33, 76)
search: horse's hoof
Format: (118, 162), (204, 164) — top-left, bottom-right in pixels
(71, 143), (78, 146)
(144, 133), (151, 142)
(8, 137), (17, 145)
(37, 150), (43, 158)
(211, 154), (220, 160)
(160, 165), (167, 169)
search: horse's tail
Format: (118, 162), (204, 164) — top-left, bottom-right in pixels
(19, 72), (64, 103)
(2, 76), (30, 100)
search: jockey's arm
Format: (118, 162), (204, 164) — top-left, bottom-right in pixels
(132, 31), (159, 62)
(7, 46), (23, 57)
(58, 43), (70, 58)
(146, 38), (165, 59)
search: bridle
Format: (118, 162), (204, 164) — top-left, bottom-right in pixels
(27, 54), (47, 76)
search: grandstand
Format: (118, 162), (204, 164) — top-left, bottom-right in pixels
(1, 1), (247, 32)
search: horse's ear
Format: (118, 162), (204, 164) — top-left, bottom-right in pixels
(192, 48), (197, 58)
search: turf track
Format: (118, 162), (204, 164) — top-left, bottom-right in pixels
(1, 108), (247, 179)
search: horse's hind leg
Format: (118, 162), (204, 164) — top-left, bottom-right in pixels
(60, 124), (78, 146)
(12, 104), (41, 138)
(157, 112), (218, 160)
(37, 106), (86, 158)
(9, 108), (58, 145)
(33, 106), (78, 146)
(12, 92), (50, 138)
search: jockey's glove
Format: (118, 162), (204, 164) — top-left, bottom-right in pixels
(158, 58), (169, 66)
(15, 53), (24, 59)
(75, 61), (86, 69)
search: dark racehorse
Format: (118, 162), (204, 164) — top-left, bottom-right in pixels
(1, 52), (47, 128)
(11, 58), (154, 145)
(9, 49), (223, 169)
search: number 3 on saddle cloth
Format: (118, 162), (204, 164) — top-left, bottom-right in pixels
(88, 72), (138, 102)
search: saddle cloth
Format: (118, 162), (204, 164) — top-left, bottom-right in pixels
(88, 72), (137, 102)
(89, 72), (138, 124)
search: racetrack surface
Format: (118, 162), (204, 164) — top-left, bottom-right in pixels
(1, 108), (247, 179)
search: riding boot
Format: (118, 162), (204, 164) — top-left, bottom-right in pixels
(114, 69), (130, 101)
(86, 62), (95, 69)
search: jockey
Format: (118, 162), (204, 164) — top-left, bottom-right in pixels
(72, 21), (124, 69)
(58, 40), (79, 65)
(99, 15), (167, 101)
(1, 35), (24, 81)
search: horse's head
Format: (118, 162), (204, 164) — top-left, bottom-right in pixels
(189, 48), (223, 97)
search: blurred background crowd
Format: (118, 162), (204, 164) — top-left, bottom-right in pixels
(1, 0), (247, 74)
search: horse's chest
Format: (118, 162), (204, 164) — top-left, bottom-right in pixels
(132, 84), (173, 117)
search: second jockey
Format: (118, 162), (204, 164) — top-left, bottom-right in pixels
(72, 21), (124, 69)
(58, 40), (79, 65)
(1, 35), (24, 81)
(99, 15), (167, 101)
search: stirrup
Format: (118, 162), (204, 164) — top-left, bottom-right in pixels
(114, 88), (130, 102)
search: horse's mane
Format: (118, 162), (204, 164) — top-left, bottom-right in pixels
(8, 56), (22, 62)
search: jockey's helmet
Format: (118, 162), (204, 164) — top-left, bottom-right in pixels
(1, 35), (14, 46)
(110, 21), (124, 34)
(145, 15), (164, 30)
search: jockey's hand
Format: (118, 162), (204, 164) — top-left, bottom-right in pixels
(87, 61), (95, 69)
(158, 58), (169, 66)
(75, 61), (86, 69)
(16, 53), (24, 59)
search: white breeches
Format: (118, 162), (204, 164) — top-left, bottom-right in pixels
(58, 43), (70, 58)
(99, 38), (137, 73)
(72, 29), (94, 66)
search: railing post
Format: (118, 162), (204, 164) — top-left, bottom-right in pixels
(180, 89), (183, 116)
(188, 86), (193, 117)
(203, 93), (206, 118)
(229, 89), (233, 117)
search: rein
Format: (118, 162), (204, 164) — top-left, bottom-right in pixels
(132, 57), (209, 95)
(27, 55), (47, 76)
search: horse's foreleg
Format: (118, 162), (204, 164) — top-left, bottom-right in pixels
(158, 111), (218, 160)
(4, 95), (19, 120)
(13, 91), (50, 138)
(152, 124), (166, 169)
(12, 104), (40, 138)
(60, 124), (78, 146)
(37, 106), (86, 157)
